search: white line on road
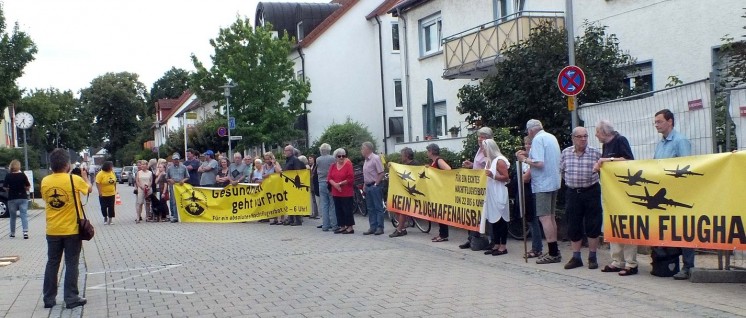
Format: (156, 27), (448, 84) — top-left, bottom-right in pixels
(87, 264), (194, 295)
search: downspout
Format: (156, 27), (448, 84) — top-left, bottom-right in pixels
(297, 46), (309, 148)
(397, 8), (413, 142)
(375, 16), (388, 154)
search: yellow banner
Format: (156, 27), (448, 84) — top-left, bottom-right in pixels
(386, 162), (485, 231)
(601, 152), (746, 250)
(173, 170), (311, 223)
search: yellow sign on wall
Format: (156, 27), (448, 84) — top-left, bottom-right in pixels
(173, 170), (311, 223)
(601, 152), (746, 250)
(386, 163), (486, 231)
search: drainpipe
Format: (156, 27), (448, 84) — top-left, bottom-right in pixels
(297, 46), (310, 148)
(397, 8), (413, 142)
(374, 16), (388, 154)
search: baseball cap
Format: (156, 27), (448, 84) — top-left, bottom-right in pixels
(204, 150), (214, 156)
(172, 153), (180, 160)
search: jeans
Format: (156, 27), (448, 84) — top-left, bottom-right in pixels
(318, 181), (337, 230)
(530, 217), (543, 253)
(43, 235), (82, 305)
(365, 185), (384, 231)
(8, 199), (29, 234)
(168, 185), (177, 221)
(681, 248), (695, 271)
(98, 195), (115, 218)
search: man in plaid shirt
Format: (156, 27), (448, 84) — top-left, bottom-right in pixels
(560, 126), (602, 270)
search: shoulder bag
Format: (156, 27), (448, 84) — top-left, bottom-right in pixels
(70, 175), (95, 241)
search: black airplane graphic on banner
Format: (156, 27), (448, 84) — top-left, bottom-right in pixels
(397, 171), (416, 182)
(664, 165), (704, 178)
(418, 171), (429, 179)
(280, 173), (310, 191)
(615, 169), (659, 186)
(626, 187), (693, 210)
(403, 182), (425, 196)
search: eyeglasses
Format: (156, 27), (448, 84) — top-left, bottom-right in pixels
(573, 135), (589, 139)
(337, 155), (347, 158)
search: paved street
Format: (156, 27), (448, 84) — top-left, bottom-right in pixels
(1, 184), (746, 318)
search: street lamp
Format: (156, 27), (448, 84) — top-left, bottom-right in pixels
(219, 82), (237, 158)
(53, 118), (78, 148)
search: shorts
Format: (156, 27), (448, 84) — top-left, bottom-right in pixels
(565, 184), (602, 241)
(535, 191), (557, 217)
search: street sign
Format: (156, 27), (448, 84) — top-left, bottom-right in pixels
(557, 65), (586, 96)
(230, 135), (243, 140)
(229, 117), (236, 130)
(152, 146), (159, 154)
(567, 96), (575, 111)
(186, 112), (198, 119)
(217, 127), (228, 137)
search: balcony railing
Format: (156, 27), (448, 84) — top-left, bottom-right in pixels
(442, 11), (564, 80)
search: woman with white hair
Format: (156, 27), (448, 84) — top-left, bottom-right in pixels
(481, 139), (511, 255)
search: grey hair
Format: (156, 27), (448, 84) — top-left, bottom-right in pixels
(298, 155), (308, 165)
(400, 147), (414, 161)
(572, 126), (588, 136)
(362, 141), (375, 152)
(333, 148), (346, 157)
(596, 120), (615, 135)
(319, 143), (331, 155)
(526, 119), (543, 132)
(477, 127), (493, 139)
(482, 139), (503, 161)
(426, 143), (440, 155)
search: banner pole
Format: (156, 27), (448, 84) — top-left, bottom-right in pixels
(517, 161), (528, 263)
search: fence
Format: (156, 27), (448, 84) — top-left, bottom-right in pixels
(728, 86), (746, 150)
(578, 79), (715, 159)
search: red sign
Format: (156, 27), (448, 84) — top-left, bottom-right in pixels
(557, 65), (586, 96)
(688, 99), (703, 110)
(740, 107), (746, 117)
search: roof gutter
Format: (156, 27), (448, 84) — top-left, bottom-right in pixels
(374, 16), (388, 154)
(297, 46), (310, 148)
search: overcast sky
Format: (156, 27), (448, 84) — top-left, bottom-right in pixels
(3, 0), (320, 94)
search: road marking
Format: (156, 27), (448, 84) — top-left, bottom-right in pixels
(87, 264), (194, 295)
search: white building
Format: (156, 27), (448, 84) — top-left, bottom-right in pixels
(153, 91), (197, 149)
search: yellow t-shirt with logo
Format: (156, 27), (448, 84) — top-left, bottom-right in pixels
(42, 173), (90, 236)
(95, 170), (117, 196)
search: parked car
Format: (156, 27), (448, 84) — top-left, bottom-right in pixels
(122, 166), (134, 186)
(113, 167), (123, 184)
(0, 168), (10, 218)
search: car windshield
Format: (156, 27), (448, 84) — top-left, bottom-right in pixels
(114, 168), (122, 173)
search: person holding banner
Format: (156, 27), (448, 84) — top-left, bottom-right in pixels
(329, 148), (355, 234)
(167, 153), (189, 223)
(198, 150), (218, 187)
(215, 158), (231, 187)
(593, 120), (638, 276)
(653, 109), (694, 280)
(251, 159), (264, 183)
(228, 152), (246, 186)
(361, 142), (386, 236)
(427, 143), (452, 242)
(263, 152), (283, 225)
(284, 145), (306, 226)
(481, 139), (511, 255)
(390, 147), (418, 238)
(459, 127), (493, 250)
(560, 127), (602, 270)
(517, 119), (561, 264)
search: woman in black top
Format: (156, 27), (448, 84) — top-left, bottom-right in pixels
(4, 160), (30, 239)
(215, 158), (231, 187)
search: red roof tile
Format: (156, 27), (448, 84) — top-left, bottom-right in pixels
(156, 90), (192, 124)
(298, 0), (359, 48)
(365, 0), (401, 20)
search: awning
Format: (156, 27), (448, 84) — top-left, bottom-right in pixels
(389, 117), (404, 136)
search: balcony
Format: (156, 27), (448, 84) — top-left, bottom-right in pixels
(442, 11), (564, 80)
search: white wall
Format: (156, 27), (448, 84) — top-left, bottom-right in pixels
(574, 0), (744, 89)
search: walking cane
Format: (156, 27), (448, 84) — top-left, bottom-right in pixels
(516, 161), (528, 263)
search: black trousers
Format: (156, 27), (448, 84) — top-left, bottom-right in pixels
(99, 195), (115, 218)
(43, 235), (82, 304)
(491, 219), (508, 245)
(333, 196), (355, 227)
(439, 223), (449, 238)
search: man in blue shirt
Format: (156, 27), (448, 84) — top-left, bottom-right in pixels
(653, 109), (693, 280)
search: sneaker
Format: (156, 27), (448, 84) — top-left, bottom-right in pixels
(65, 298), (87, 309)
(389, 229), (408, 238)
(458, 241), (471, 249)
(104, 217), (108, 224)
(588, 259), (599, 270)
(673, 270), (690, 280)
(564, 257), (584, 269)
(374, 228), (384, 235)
(23, 232), (28, 239)
(363, 229), (375, 235)
(536, 253), (562, 264)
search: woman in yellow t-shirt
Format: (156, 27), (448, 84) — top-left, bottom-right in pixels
(41, 148), (92, 309)
(95, 161), (117, 225)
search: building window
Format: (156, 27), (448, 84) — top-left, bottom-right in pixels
(394, 80), (403, 108)
(496, 0), (522, 20)
(392, 22), (400, 52)
(419, 13), (442, 56)
(623, 61), (653, 93)
(422, 101), (447, 137)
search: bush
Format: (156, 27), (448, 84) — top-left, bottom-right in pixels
(384, 147), (462, 169)
(310, 119), (376, 166)
(461, 127), (523, 164)
(0, 147), (41, 169)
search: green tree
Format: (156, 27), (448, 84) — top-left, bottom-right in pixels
(163, 113), (227, 156)
(310, 119), (376, 166)
(457, 22), (635, 148)
(148, 67), (190, 114)
(80, 72), (148, 159)
(0, 4), (37, 114)
(190, 18), (311, 148)
(16, 88), (89, 151)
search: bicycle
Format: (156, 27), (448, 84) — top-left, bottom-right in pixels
(388, 210), (431, 233)
(507, 198), (531, 240)
(353, 183), (368, 216)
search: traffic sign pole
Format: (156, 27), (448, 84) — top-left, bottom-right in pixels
(566, 0), (577, 129)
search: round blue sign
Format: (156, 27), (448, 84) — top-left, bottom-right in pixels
(217, 127), (228, 137)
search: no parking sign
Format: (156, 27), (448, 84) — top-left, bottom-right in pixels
(557, 65), (586, 96)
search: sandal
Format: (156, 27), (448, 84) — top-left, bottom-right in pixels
(491, 249), (508, 256)
(431, 236), (448, 242)
(601, 265), (622, 272)
(525, 250), (542, 258)
(618, 267), (638, 276)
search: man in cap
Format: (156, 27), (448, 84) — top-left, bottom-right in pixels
(198, 150), (218, 187)
(167, 153), (190, 223)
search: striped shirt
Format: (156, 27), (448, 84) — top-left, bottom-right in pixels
(560, 145), (601, 188)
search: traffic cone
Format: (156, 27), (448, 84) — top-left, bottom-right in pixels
(115, 193), (122, 205)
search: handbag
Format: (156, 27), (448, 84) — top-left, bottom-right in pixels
(70, 175), (95, 241)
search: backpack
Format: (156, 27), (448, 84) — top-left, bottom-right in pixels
(650, 247), (681, 277)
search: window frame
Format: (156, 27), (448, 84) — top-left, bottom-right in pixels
(391, 22), (400, 53)
(419, 13), (443, 57)
(394, 79), (403, 109)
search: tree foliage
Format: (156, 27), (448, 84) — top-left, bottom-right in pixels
(164, 113), (228, 156)
(80, 72), (147, 158)
(190, 18), (311, 148)
(148, 67), (190, 114)
(0, 4), (37, 114)
(457, 22), (635, 148)
(309, 119), (376, 166)
(16, 88), (89, 152)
